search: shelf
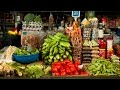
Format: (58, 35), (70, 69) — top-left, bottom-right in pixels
(0, 23), (14, 26)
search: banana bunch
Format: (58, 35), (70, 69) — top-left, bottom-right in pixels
(42, 32), (72, 64)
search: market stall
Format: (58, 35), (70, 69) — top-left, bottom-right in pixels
(0, 11), (120, 79)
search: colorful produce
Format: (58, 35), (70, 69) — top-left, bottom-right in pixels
(42, 32), (72, 64)
(0, 62), (24, 77)
(66, 21), (82, 61)
(10, 62), (51, 78)
(51, 59), (88, 76)
(14, 47), (39, 55)
(87, 58), (120, 76)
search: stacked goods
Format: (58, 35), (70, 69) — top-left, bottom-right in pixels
(82, 39), (99, 63)
(42, 32), (72, 64)
(81, 12), (100, 63)
(83, 28), (92, 40)
(21, 13), (45, 49)
(66, 21), (82, 61)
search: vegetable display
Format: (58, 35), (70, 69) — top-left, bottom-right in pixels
(9, 62), (51, 78)
(51, 59), (88, 76)
(42, 32), (72, 64)
(87, 58), (120, 76)
(14, 47), (39, 55)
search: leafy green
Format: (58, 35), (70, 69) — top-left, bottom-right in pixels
(24, 13), (35, 22)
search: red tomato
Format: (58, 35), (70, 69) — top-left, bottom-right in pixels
(53, 62), (61, 65)
(55, 72), (60, 76)
(52, 67), (58, 73)
(55, 64), (61, 70)
(52, 73), (56, 76)
(80, 71), (89, 75)
(60, 65), (64, 69)
(74, 60), (81, 65)
(66, 68), (71, 75)
(64, 59), (71, 63)
(74, 63), (79, 68)
(60, 68), (66, 72)
(74, 71), (79, 75)
(61, 61), (66, 65)
(70, 67), (76, 73)
(61, 71), (66, 76)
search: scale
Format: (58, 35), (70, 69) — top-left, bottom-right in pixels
(72, 11), (80, 21)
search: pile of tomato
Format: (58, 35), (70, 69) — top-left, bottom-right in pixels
(51, 59), (88, 76)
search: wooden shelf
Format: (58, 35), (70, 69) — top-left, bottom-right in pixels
(0, 23), (14, 26)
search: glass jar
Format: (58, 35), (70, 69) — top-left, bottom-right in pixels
(99, 39), (106, 49)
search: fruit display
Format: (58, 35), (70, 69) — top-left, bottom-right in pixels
(51, 59), (88, 76)
(66, 21), (82, 61)
(87, 58), (120, 76)
(42, 32), (72, 64)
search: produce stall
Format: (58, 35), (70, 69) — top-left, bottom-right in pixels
(0, 11), (120, 79)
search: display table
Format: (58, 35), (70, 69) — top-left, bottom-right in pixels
(0, 76), (120, 79)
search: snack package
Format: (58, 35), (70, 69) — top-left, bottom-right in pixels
(21, 30), (47, 48)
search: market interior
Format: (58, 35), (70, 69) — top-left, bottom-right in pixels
(0, 11), (120, 78)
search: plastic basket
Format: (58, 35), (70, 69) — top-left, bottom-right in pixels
(13, 53), (39, 64)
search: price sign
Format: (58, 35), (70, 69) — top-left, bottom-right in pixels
(72, 11), (80, 17)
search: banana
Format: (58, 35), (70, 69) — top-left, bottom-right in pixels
(61, 37), (69, 42)
(50, 42), (58, 54)
(54, 35), (61, 40)
(48, 35), (58, 41)
(60, 41), (71, 48)
(48, 41), (57, 50)
(53, 47), (59, 55)
(44, 38), (52, 43)
(65, 51), (69, 56)
(59, 48), (64, 54)
(68, 55), (72, 61)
